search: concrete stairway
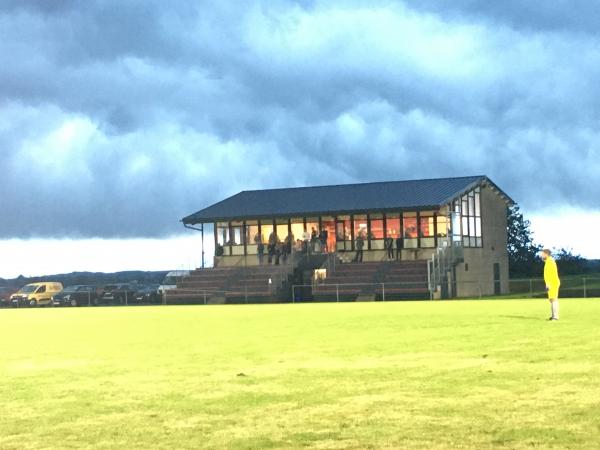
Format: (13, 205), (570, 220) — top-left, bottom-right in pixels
(165, 264), (292, 304)
(311, 260), (429, 302)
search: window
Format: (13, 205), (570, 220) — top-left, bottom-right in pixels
(290, 218), (304, 243)
(436, 215), (448, 238)
(306, 217), (319, 241)
(321, 216), (336, 253)
(457, 187), (482, 248)
(245, 220), (259, 255)
(231, 221), (243, 245)
(386, 214), (400, 239)
(336, 215), (352, 251)
(369, 214), (384, 239)
(419, 212), (435, 248)
(229, 221), (244, 255)
(261, 220), (274, 245)
(216, 222), (228, 246)
(276, 218), (289, 242)
(369, 213), (384, 250)
(403, 212), (418, 248)
(353, 215), (367, 240)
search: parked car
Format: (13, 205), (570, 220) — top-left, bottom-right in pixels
(1, 287), (18, 307)
(99, 284), (137, 305)
(134, 284), (162, 304)
(10, 282), (64, 307)
(52, 285), (99, 307)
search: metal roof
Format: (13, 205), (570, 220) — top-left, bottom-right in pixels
(182, 175), (513, 224)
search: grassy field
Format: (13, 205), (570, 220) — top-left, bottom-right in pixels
(1, 300), (599, 450)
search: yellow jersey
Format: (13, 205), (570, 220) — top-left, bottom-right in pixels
(544, 257), (561, 289)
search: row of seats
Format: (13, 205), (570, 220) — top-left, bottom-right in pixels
(312, 260), (429, 301)
(165, 265), (291, 304)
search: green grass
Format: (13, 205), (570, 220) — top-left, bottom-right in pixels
(1, 300), (600, 449)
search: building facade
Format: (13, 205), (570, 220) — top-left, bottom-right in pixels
(182, 176), (513, 298)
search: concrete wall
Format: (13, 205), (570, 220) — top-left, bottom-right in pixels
(217, 248), (438, 267)
(454, 185), (510, 297)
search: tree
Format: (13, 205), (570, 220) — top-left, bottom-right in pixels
(554, 247), (587, 275)
(507, 205), (543, 277)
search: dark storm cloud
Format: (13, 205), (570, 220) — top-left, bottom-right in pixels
(1, 0), (599, 238)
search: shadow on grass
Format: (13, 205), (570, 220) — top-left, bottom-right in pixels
(500, 315), (540, 321)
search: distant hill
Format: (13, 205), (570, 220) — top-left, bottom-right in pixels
(0, 271), (170, 288)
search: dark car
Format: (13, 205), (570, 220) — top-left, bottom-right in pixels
(100, 284), (137, 305)
(52, 285), (99, 307)
(0, 287), (18, 307)
(133, 284), (162, 304)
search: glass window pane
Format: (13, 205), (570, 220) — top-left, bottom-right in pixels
(462, 217), (469, 237)
(216, 222), (229, 246)
(353, 215), (367, 239)
(475, 192), (481, 217)
(386, 215), (400, 239)
(290, 219), (304, 244)
(336, 215), (352, 242)
(232, 228), (242, 245)
(370, 218), (384, 240)
(305, 217), (319, 242)
(469, 217), (476, 238)
(436, 215), (448, 237)
(260, 221), (273, 245)
(468, 195), (475, 217)
(321, 217), (336, 253)
(451, 212), (461, 242)
(403, 215), (417, 238)
(276, 221), (289, 241)
(475, 217), (482, 237)
(230, 221), (243, 245)
(245, 221), (259, 246)
(419, 215), (434, 237)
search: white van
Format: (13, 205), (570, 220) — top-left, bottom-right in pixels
(158, 270), (189, 293)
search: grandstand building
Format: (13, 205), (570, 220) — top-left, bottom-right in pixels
(180, 175), (513, 300)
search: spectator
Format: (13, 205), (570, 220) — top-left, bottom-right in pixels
(354, 232), (365, 262)
(385, 234), (394, 260)
(395, 235), (403, 260)
(311, 227), (318, 253)
(268, 231), (278, 264)
(320, 228), (329, 253)
(282, 235), (292, 264)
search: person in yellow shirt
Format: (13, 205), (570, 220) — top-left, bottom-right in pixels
(541, 249), (560, 320)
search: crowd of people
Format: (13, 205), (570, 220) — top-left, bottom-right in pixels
(250, 227), (407, 265)
(254, 227), (330, 265)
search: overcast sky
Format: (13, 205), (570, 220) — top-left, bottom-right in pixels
(1, 1), (599, 276)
